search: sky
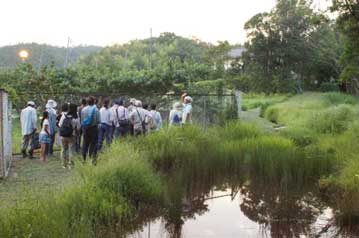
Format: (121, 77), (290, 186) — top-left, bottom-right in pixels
(0, 0), (331, 47)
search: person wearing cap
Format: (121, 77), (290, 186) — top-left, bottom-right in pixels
(46, 99), (58, 156)
(113, 99), (130, 138)
(129, 100), (148, 136)
(182, 94), (193, 125)
(127, 98), (136, 136)
(20, 101), (38, 158)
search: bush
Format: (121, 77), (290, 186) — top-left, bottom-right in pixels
(259, 102), (272, 118)
(319, 82), (339, 92)
(308, 105), (356, 134)
(264, 106), (280, 123)
(324, 92), (358, 105)
(280, 127), (317, 147)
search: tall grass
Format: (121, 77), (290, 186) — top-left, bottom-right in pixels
(262, 92), (359, 222)
(0, 143), (163, 238)
(0, 117), (355, 237)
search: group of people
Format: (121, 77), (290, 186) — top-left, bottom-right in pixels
(20, 93), (193, 168)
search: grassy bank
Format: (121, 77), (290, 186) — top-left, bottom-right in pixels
(3, 92), (359, 237)
(0, 121), (339, 238)
(263, 92), (359, 218)
(242, 93), (289, 112)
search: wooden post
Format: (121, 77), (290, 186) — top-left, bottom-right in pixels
(0, 89), (12, 178)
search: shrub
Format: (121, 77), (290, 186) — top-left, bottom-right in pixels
(319, 82), (339, 92)
(332, 159), (359, 220)
(280, 127), (317, 147)
(259, 102), (272, 118)
(308, 105), (356, 134)
(264, 106), (280, 123)
(324, 92), (358, 105)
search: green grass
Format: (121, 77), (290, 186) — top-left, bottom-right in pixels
(3, 90), (359, 237)
(242, 93), (289, 111)
(1, 121), (339, 238)
(262, 92), (359, 221)
(12, 117), (22, 154)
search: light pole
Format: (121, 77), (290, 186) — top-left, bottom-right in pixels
(18, 50), (29, 62)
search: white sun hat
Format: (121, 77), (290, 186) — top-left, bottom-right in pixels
(46, 99), (57, 109)
(184, 96), (193, 103)
(27, 101), (35, 107)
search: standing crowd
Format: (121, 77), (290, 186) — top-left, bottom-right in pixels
(20, 93), (193, 168)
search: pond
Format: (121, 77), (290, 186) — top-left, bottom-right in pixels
(127, 173), (358, 238)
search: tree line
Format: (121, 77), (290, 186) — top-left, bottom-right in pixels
(0, 0), (358, 103)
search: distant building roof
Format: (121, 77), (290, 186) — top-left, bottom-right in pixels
(228, 47), (247, 58)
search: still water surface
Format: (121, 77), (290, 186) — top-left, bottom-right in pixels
(129, 187), (345, 238)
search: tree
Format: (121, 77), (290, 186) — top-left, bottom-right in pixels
(243, 0), (341, 93)
(331, 0), (359, 93)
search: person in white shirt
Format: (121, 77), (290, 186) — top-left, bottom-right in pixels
(39, 111), (51, 162)
(20, 101), (37, 159)
(127, 98), (137, 136)
(113, 99), (130, 138)
(98, 98), (114, 151)
(169, 102), (183, 126)
(129, 100), (150, 136)
(58, 103), (81, 169)
(182, 95), (193, 125)
(150, 103), (162, 131)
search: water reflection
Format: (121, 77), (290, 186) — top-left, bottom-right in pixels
(128, 170), (359, 238)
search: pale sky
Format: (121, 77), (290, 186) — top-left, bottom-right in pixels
(0, 0), (331, 47)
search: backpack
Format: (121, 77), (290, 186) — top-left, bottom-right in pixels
(81, 106), (96, 129)
(32, 132), (41, 150)
(60, 115), (73, 137)
(136, 109), (147, 132)
(172, 114), (181, 125)
(116, 107), (129, 127)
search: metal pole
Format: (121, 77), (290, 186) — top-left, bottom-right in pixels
(150, 28), (153, 70)
(64, 37), (71, 69)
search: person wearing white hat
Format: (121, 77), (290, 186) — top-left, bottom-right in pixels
(169, 102), (182, 126)
(129, 100), (148, 136)
(20, 101), (37, 158)
(46, 99), (58, 156)
(182, 94), (193, 125)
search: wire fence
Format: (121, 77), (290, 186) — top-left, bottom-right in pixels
(13, 91), (239, 127)
(0, 90), (12, 178)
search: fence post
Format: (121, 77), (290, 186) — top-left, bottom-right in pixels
(234, 90), (242, 118)
(0, 89), (12, 178)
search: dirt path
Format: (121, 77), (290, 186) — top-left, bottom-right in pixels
(239, 108), (276, 132)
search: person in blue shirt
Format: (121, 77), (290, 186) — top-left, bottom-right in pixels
(81, 96), (100, 165)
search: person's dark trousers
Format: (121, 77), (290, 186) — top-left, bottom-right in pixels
(75, 130), (82, 153)
(48, 133), (55, 156)
(130, 125), (134, 136)
(114, 125), (129, 138)
(21, 131), (36, 158)
(82, 126), (98, 165)
(97, 123), (113, 151)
